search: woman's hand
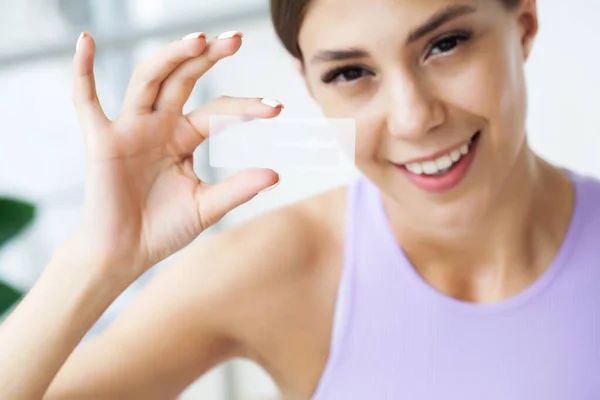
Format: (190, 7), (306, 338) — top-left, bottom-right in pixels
(0, 31), (283, 400)
(72, 31), (282, 281)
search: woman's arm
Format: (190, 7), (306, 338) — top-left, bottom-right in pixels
(43, 206), (318, 400)
(0, 239), (129, 399)
(0, 30), (282, 400)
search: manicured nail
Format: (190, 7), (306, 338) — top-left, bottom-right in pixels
(217, 31), (243, 40)
(76, 31), (88, 51)
(259, 176), (281, 193)
(182, 32), (206, 40)
(261, 98), (284, 109)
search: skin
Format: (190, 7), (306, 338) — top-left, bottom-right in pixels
(0, 0), (576, 399)
(297, 0), (573, 302)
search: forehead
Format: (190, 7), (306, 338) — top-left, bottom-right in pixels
(298, 0), (484, 57)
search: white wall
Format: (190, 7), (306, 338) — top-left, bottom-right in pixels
(0, 1), (599, 399)
(525, 1), (600, 176)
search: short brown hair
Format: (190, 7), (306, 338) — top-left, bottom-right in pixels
(270, 0), (521, 59)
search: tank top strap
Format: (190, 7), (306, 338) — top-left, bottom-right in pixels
(311, 175), (388, 399)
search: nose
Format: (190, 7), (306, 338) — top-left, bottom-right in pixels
(386, 72), (445, 140)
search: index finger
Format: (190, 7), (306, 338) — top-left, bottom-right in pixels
(72, 32), (109, 133)
(122, 33), (208, 113)
(183, 97), (284, 148)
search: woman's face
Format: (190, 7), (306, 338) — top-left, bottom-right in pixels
(298, 0), (538, 229)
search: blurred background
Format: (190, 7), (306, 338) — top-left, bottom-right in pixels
(0, 0), (598, 399)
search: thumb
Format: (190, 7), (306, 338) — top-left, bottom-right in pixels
(196, 169), (280, 229)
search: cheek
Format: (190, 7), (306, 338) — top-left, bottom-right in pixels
(435, 38), (526, 143)
(483, 37), (528, 137)
(317, 91), (386, 164)
(354, 117), (385, 165)
(349, 100), (393, 169)
(435, 57), (506, 125)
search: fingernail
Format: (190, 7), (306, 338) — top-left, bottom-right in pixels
(182, 32), (206, 40)
(259, 176), (281, 193)
(261, 98), (284, 109)
(217, 31), (243, 40)
(76, 31), (88, 51)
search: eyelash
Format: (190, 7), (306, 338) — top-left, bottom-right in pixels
(320, 30), (474, 85)
(321, 64), (371, 84)
(425, 30), (473, 60)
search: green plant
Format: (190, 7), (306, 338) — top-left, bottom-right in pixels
(0, 198), (36, 316)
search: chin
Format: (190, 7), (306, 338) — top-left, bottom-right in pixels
(391, 179), (497, 234)
(418, 186), (496, 233)
(363, 152), (501, 233)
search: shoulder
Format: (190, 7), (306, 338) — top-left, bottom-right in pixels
(156, 182), (350, 346)
(555, 169), (600, 257)
(52, 185), (353, 398)
(207, 182), (348, 276)
(574, 171), (600, 196)
(570, 170), (600, 217)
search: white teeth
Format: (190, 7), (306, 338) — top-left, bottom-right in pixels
(450, 150), (461, 162)
(407, 163), (423, 174)
(422, 161), (438, 174)
(404, 138), (475, 176)
(435, 155), (452, 170)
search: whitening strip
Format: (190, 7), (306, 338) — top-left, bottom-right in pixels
(208, 116), (356, 171)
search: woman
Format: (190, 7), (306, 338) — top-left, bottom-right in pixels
(1, 0), (599, 398)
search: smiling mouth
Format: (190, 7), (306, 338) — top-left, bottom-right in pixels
(395, 131), (481, 177)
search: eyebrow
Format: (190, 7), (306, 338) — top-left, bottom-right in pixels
(407, 4), (477, 44)
(310, 48), (370, 65)
(310, 4), (477, 65)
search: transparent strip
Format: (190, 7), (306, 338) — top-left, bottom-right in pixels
(208, 116), (356, 171)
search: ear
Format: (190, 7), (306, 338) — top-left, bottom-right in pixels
(292, 57), (304, 75)
(291, 56), (315, 98)
(517, 0), (539, 60)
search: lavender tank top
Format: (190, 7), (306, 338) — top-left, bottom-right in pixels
(311, 170), (600, 400)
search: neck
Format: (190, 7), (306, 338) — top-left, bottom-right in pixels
(385, 142), (575, 303)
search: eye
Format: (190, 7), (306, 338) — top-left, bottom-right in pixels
(321, 66), (371, 84)
(427, 31), (472, 59)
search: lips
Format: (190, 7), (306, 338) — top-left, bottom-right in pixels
(392, 131), (481, 194)
(401, 131), (480, 176)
